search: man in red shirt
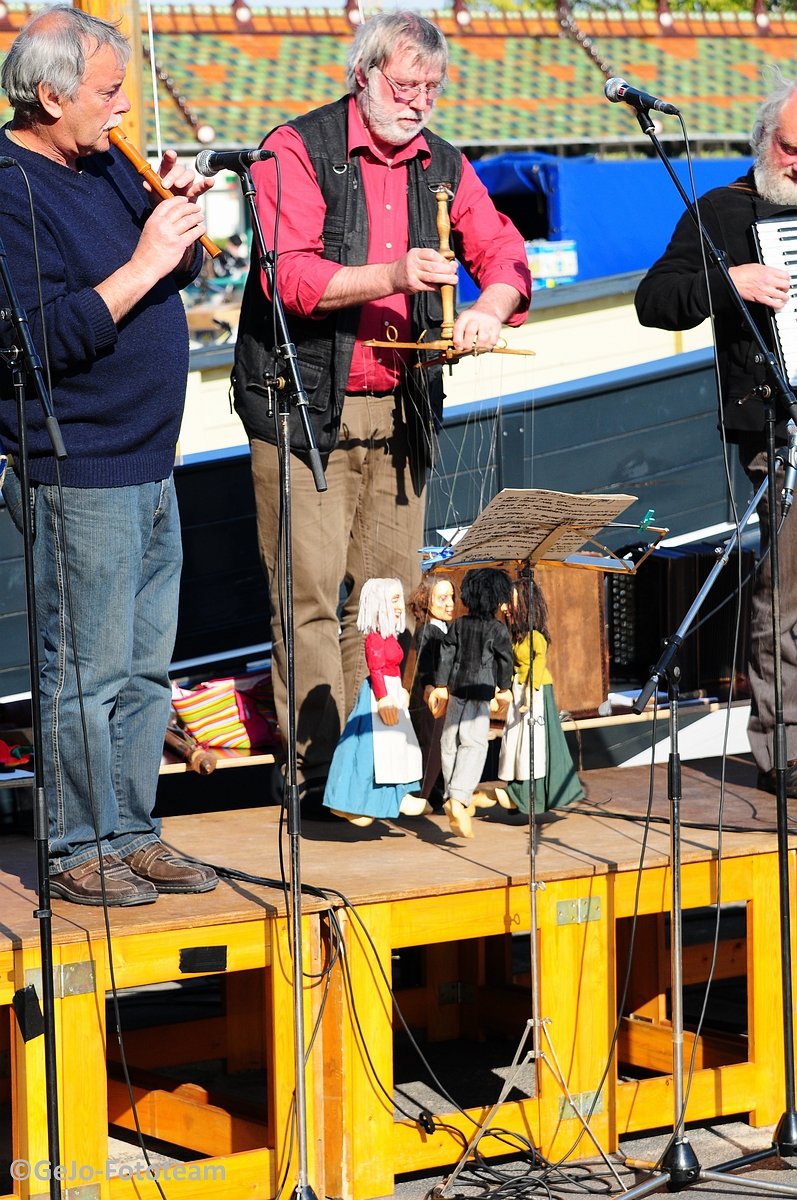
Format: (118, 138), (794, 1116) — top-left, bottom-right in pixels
(233, 9), (531, 812)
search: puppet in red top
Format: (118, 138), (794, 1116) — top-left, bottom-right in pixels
(323, 578), (426, 826)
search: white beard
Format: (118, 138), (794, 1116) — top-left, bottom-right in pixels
(755, 156), (797, 207)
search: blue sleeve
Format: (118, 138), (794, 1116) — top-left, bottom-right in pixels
(0, 204), (118, 376)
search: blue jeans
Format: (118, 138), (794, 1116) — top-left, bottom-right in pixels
(3, 470), (182, 873)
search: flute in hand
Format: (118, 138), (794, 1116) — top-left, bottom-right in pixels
(109, 126), (222, 259)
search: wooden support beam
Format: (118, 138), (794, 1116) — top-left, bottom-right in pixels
(107, 1076), (266, 1156)
(618, 1015), (747, 1073)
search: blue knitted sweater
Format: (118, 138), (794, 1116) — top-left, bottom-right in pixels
(0, 126), (201, 487)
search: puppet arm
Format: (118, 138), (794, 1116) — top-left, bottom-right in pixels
(427, 686), (449, 719)
(531, 629), (548, 692)
(490, 688), (513, 719)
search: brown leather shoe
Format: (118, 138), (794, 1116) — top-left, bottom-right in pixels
(122, 841), (218, 893)
(50, 854), (158, 906)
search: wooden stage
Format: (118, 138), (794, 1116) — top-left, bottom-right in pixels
(0, 753), (793, 1200)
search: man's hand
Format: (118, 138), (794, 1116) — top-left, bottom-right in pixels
(427, 686), (449, 719)
(452, 282), (524, 352)
(729, 263), (791, 310)
(390, 247), (458, 295)
(151, 149), (214, 202)
(95, 194), (207, 322)
(134, 195), (208, 278)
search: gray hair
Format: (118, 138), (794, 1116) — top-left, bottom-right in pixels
(344, 10), (447, 93)
(2, 4), (130, 125)
(751, 67), (797, 159)
(357, 578), (406, 638)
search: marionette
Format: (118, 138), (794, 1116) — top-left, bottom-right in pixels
(406, 573), (456, 810)
(427, 567), (514, 838)
(324, 578), (426, 826)
(496, 572), (584, 814)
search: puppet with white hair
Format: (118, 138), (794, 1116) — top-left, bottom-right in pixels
(324, 579), (427, 826)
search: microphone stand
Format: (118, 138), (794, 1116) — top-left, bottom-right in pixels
(620, 105), (797, 1196)
(0, 226), (66, 1200)
(237, 162), (325, 1200)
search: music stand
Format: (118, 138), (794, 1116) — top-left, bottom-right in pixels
(432, 487), (666, 1195)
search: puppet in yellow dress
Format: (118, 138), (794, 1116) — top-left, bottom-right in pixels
(497, 575), (584, 814)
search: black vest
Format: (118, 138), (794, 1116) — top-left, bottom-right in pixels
(232, 96), (463, 473)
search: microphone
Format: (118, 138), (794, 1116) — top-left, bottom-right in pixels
(194, 148), (274, 177)
(0, 157), (17, 168)
(604, 77), (680, 116)
(782, 420), (797, 516)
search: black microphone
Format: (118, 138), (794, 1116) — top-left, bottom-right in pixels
(194, 148), (275, 177)
(604, 77), (680, 116)
(0, 157), (17, 168)
(782, 420), (797, 516)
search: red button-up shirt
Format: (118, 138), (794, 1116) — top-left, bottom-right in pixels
(250, 96), (531, 394)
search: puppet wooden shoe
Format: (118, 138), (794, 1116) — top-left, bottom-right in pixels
(330, 809), (375, 828)
(400, 793), (433, 816)
(494, 787), (518, 810)
(444, 798), (474, 838)
(471, 790), (498, 809)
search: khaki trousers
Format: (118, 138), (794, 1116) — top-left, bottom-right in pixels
(250, 391), (426, 787)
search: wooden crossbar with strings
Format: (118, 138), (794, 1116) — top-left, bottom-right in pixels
(365, 184), (535, 369)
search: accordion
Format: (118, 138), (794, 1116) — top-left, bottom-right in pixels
(753, 215), (797, 384)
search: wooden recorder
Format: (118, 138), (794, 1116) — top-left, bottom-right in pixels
(109, 126), (222, 259)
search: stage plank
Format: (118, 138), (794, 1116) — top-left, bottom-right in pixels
(568, 753), (789, 831)
(0, 753), (784, 953)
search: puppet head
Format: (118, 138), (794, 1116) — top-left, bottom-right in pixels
(357, 578), (406, 638)
(505, 572), (551, 644)
(459, 568), (511, 619)
(407, 573), (455, 625)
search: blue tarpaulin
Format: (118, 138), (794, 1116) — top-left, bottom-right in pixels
(466, 151), (754, 285)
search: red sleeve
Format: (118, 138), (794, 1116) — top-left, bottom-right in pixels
(364, 632), (390, 700)
(249, 124), (341, 318)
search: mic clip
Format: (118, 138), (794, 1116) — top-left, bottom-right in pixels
(780, 420), (797, 516)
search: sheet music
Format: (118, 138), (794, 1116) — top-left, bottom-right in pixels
(440, 488), (636, 567)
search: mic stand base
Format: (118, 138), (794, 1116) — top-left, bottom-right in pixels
(774, 1112), (797, 1158)
(660, 1139), (701, 1189)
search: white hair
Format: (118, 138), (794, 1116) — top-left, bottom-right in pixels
(357, 578), (405, 637)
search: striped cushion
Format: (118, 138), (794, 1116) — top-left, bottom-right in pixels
(172, 675), (279, 749)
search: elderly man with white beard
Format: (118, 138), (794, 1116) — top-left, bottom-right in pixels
(233, 10), (531, 815)
(635, 73), (797, 797)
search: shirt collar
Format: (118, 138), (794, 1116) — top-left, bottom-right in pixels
(347, 94), (432, 168)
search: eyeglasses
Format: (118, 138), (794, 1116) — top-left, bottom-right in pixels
(376, 67), (445, 104)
